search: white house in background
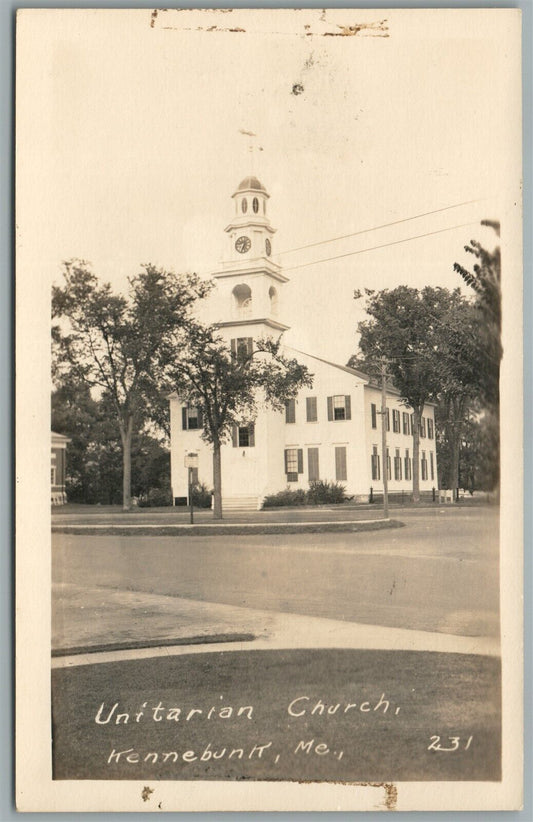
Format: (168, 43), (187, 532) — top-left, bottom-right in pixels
(169, 176), (438, 510)
(51, 431), (70, 505)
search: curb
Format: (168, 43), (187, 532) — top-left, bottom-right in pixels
(52, 518), (404, 537)
(52, 632), (256, 658)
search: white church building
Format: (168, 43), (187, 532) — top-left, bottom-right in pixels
(169, 176), (438, 510)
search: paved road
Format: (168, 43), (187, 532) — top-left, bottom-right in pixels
(53, 507), (499, 638)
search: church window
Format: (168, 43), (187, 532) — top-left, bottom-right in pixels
(427, 418), (434, 439)
(232, 284), (252, 318)
(232, 423), (255, 448)
(371, 446), (380, 481)
(394, 448), (402, 481)
(285, 399), (296, 424)
(308, 447), (320, 481)
(285, 448), (303, 482)
(392, 409), (400, 433)
(371, 403), (377, 429)
(182, 405), (203, 430)
(421, 451), (428, 480)
(335, 447), (347, 482)
(327, 395), (351, 421)
(306, 396), (317, 422)
(231, 337), (253, 362)
(404, 449), (412, 480)
(402, 412), (410, 435)
(241, 198), (247, 213)
(252, 197), (259, 213)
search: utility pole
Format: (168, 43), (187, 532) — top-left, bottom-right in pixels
(381, 359), (389, 520)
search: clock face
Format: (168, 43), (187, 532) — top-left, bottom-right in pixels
(265, 238), (272, 256)
(235, 235), (251, 254)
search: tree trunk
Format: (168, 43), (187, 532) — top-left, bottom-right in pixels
(120, 417), (133, 512)
(447, 398), (465, 501)
(412, 407), (421, 502)
(450, 435), (461, 501)
(212, 439), (223, 520)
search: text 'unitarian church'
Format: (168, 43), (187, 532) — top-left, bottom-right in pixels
(170, 176), (437, 510)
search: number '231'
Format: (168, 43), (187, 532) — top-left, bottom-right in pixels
(428, 735), (473, 752)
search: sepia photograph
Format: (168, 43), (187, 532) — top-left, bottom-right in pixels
(16, 8), (523, 812)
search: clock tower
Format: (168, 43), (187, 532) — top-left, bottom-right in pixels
(211, 176), (289, 339)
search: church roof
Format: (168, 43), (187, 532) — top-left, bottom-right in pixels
(236, 176), (267, 193)
(286, 347), (369, 381)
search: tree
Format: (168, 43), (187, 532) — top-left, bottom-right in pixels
(52, 383), (171, 504)
(431, 294), (487, 494)
(351, 286), (477, 501)
(453, 222), (501, 410)
(458, 409), (500, 494)
(165, 324), (313, 519)
(52, 260), (210, 510)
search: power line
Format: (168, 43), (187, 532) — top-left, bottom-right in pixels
(283, 221), (480, 273)
(276, 198), (484, 257)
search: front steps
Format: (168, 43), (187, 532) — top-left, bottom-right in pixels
(220, 496), (260, 512)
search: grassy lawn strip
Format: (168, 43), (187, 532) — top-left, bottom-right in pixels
(52, 519), (404, 537)
(52, 648), (500, 782)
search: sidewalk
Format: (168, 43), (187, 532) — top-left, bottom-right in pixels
(52, 582), (500, 665)
(52, 502), (410, 535)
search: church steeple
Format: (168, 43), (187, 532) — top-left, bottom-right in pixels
(225, 176), (275, 263)
(212, 176), (289, 336)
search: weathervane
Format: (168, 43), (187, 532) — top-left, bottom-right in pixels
(238, 128), (263, 174)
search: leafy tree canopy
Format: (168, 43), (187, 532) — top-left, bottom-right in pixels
(52, 260), (211, 509)
(166, 323), (313, 518)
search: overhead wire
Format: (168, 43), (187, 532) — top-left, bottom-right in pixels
(282, 221), (480, 273)
(275, 198), (484, 256)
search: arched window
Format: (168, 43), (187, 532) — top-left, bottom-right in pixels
(241, 198), (248, 214)
(232, 283), (252, 318)
(269, 285), (278, 316)
(252, 197), (259, 213)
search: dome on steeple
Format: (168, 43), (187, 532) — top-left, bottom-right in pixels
(236, 176), (267, 193)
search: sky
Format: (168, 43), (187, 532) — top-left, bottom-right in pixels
(18, 8), (521, 364)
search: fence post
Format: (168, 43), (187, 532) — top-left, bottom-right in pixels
(432, 486), (435, 502)
(370, 487), (373, 504)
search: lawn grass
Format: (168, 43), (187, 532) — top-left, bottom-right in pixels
(52, 648), (500, 782)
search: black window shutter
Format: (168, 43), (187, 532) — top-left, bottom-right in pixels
(284, 449), (289, 473)
(249, 423), (255, 447)
(285, 399), (295, 424)
(197, 408), (203, 429)
(345, 395), (351, 420)
(232, 425), (238, 447)
(182, 407), (188, 430)
(327, 396), (333, 421)
(297, 449), (303, 473)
